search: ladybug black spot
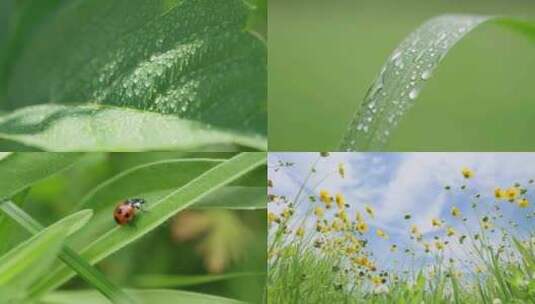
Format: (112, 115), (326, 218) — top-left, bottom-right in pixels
(125, 212), (130, 218)
(116, 208), (122, 215)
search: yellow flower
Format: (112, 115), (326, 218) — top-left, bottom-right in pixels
(447, 227), (456, 237)
(319, 189), (332, 204)
(268, 212), (279, 225)
(494, 188), (505, 199)
(338, 210), (349, 223)
(435, 241), (445, 251)
(314, 207), (324, 218)
(461, 167), (474, 179)
(355, 211), (364, 222)
(518, 198), (529, 208)
(451, 207), (461, 217)
(371, 276), (383, 286)
(432, 217), (442, 228)
(335, 193), (345, 209)
(338, 163), (345, 178)
(352, 256), (369, 267)
(410, 224), (419, 235)
(296, 227), (304, 238)
(332, 218), (344, 231)
(506, 187), (520, 201)
(376, 229), (388, 239)
(390, 244), (398, 252)
(365, 205), (375, 218)
(423, 242), (431, 253)
(356, 221), (369, 233)
(281, 207), (293, 219)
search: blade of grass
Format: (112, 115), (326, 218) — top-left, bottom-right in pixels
(0, 152), (83, 200)
(30, 152), (267, 296)
(0, 212), (68, 289)
(340, 15), (535, 151)
(193, 186), (266, 209)
(132, 272), (265, 288)
(40, 289), (246, 304)
(0, 202), (136, 304)
(69, 158), (261, 250)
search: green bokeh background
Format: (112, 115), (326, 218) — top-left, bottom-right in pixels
(269, 0), (535, 151)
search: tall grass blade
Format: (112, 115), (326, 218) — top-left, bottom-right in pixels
(132, 272), (264, 288)
(340, 15), (535, 151)
(0, 152), (83, 200)
(40, 289), (246, 304)
(0, 202), (135, 304)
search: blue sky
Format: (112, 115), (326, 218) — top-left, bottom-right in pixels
(269, 152), (535, 270)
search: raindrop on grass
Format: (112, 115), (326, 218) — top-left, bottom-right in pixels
(408, 88), (419, 100)
(421, 70), (432, 80)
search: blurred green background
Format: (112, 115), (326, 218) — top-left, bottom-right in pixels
(269, 0), (535, 151)
(3, 153), (266, 303)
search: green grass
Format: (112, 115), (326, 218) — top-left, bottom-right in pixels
(268, 154), (535, 304)
(0, 152), (266, 303)
(269, 0), (535, 151)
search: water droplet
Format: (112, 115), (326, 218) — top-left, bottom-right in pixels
(408, 88), (419, 100)
(421, 70), (432, 80)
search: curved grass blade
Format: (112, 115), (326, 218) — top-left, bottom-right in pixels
(78, 158), (224, 209)
(0, 152), (83, 200)
(69, 158), (222, 248)
(0, 211), (73, 289)
(30, 152), (267, 296)
(340, 15), (535, 151)
(40, 289), (246, 304)
(0, 104), (266, 151)
(0, 202), (136, 304)
(191, 186), (266, 209)
(5, 0), (266, 151)
(132, 272), (264, 288)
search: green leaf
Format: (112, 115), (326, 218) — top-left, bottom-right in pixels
(0, 208), (91, 296)
(0, 104), (266, 151)
(4, 0), (266, 151)
(0, 152), (83, 200)
(191, 186), (266, 209)
(132, 272), (264, 288)
(0, 203), (135, 304)
(40, 289), (246, 304)
(339, 15), (535, 151)
(30, 152), (266, 296)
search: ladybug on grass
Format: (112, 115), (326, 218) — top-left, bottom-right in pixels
(113, 198), (145, 225)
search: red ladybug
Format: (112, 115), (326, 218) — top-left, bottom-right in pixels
(113, 198), (145, 225)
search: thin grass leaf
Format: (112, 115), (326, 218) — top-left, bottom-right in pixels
(3, 0), (266, 151)
(0, 104), (266, 151)
(0, 211), (76, 289)
(340, 15), (535, 151)
(40, 289), (246, 304)
(69, 158), (262, 249)
(0, 202), (135, 304)
(0, 187), (29, 255)
(132, 272), (264, 288)
(0, 152), (83, 200)
(78, 158), (224, 210)
(192, 186), (266, 209)
(30, 152), (266, 296)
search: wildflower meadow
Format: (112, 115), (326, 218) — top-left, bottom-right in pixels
(268, 153), (535, 304)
